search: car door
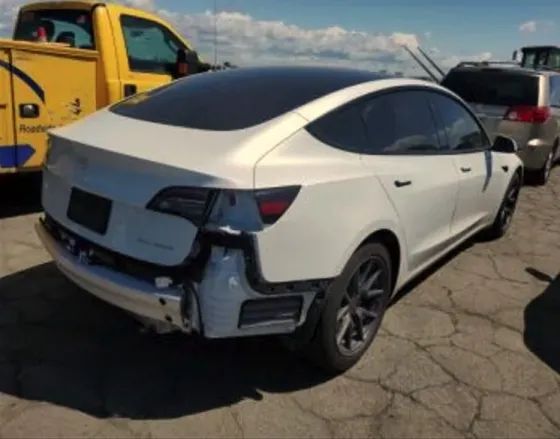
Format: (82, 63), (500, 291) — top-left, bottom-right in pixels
(359, 89), (460, 272)
(427, 90), (504, 237)
(113, 14), (190, 98)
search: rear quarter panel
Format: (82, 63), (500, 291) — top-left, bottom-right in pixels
(253, 128), (407, 284)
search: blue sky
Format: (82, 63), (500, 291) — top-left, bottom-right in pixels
(154, 0), (560, 59)
(1, 0), (559, 73)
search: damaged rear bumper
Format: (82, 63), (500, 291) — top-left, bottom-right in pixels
(36, 215), (322, 338)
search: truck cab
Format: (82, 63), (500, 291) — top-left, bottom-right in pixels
(515, 45), (560, 71)
(0, 0), (206, 173)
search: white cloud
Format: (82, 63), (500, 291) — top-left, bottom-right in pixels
(519, 19), (555, 33)
(519, 20), (537, 32)
(0, 0), (492, 74)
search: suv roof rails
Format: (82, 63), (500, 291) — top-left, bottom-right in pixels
(454, 60), (521, 69)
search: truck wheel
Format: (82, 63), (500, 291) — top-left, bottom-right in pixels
(304, 242), (392, 374)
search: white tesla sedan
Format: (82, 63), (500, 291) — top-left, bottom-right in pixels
(36, 66), (523, 373)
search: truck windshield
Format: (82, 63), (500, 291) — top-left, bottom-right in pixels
(521, 48), (560, 69)
(13, 9), (94, 50)
(441, 70), (539, 107)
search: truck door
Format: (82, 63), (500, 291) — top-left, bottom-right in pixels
(0, 49), (16, 171)
(113, 14), (191, 97)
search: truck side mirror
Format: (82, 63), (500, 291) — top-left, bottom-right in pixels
(512, 50), (518, 61)
(173, 49), (201, 79)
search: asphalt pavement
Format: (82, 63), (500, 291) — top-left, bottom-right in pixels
(0, 170), (557, 438)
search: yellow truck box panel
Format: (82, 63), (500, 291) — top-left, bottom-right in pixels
(0, 49), (16, 172)
(0, 40), (97, 172)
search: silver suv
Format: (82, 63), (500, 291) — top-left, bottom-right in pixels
(441, 63), (560, 185)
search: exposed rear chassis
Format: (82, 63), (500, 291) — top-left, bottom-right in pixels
(36, 215), (331, 340)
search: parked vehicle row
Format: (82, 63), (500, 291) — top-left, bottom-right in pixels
(35, 65), (525, 373)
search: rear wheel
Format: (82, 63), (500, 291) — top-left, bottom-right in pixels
(304, 242), (393, 374)
(533, 148), (554, 186)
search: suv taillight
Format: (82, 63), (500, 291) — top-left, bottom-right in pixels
(146, 187), (217, 226)
(504, 105), (550, 124)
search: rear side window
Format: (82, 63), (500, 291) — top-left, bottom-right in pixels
(442, 70), (539, 107)
(306, 104), (368, 153)
(549, 75), (560, 107)
(362, 90), (441, 154)
(14, 9), (94, 49)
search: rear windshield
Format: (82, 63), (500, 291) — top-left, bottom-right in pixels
(441, 70), (539, 106)
(110, 66), (384, 131)
(13, 9), (94, 49)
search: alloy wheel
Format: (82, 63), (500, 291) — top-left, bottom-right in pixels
(335, 256), (388, 356)
(499, 177), (520, 230)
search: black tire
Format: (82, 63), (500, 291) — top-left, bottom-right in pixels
(481, 171), (522, 241)
(532, 148), (555, 186)
(303, 242), (393, 374)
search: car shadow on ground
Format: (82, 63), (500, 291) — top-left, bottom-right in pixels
(0, 173), (42, 219)
(524, 268), (560, 374)
(0, 262), (332, 420)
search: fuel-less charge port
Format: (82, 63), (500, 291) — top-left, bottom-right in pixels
(238, 296), (303, 328)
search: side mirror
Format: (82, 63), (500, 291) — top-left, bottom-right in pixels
(512, 50), (518, 61)
(492, 135), (518, 154)
(173, 49), (201, 79)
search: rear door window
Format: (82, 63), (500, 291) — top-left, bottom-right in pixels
(441, 70), (539, 107)
(361, 90), (443, 154)
(14, 9), (94, 49)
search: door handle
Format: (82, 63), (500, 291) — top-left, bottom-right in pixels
(19, 103), (39, 118)
(460, 167), (472, 173)
(124, 84), (138, 97)
(501, 165), (509, 173)
(394, 180), (412, 187)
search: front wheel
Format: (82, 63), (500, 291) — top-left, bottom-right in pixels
(304, 242), (393, 374)
(481, 171), (522, 241)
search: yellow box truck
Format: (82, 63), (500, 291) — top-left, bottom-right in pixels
(0, 0), (207, 174)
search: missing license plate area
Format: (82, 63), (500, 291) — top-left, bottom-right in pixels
(67, 187), (112, 235)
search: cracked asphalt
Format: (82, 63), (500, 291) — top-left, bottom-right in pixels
(0, 171), (558, 439)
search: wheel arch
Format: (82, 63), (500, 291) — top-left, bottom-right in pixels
(359, 228), (404, 293)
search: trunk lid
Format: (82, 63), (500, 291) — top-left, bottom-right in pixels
(43, 108), (306, 266)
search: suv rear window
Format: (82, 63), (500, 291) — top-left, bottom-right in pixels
(110, 66), (384, 131)
(441, 70), (539, 106)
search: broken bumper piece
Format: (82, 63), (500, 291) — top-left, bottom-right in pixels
(35, 216), (317, 338)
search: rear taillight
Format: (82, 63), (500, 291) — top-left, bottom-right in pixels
(148, 185), (300, 228)
(146, 187), (217, 226)
(504, 105), (550, 124)
(254, 186), (301, 225)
